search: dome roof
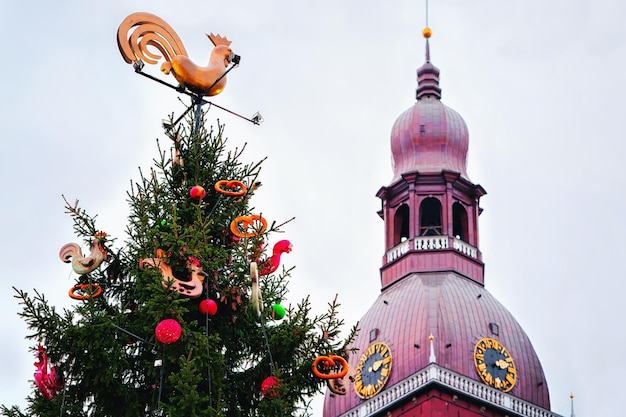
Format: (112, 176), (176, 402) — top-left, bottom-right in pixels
(390, 97), (469, 180)
(323, 273), (551, 415)
(390, 42), (470, 181)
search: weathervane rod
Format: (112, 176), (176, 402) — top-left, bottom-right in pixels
(133, 60), (238, 102)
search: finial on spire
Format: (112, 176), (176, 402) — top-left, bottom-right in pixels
(415, 0), (441, 99)
(423, 27), (432, 63)
(569, 393), (576, 417)
(428, 333), (437, 363)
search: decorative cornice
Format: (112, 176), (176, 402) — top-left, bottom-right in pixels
(337, 364), (562, 417)
(379, 170), (486, 203)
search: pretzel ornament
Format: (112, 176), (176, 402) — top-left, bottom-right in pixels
(215, 180), (247, 197)
(312, 355), (348, 379)
(230, 214), (267, 238)
(69, 283), (103, 300)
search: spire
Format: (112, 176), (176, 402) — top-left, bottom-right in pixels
(416, 27), (441, 100)
(570, 393), (576, 417)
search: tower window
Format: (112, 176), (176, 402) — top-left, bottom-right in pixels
(452, 202), (468, 242)
(369, 328), (379, 342)
(420, 198), (442, 236)
(393, 204), (410, 244)
(489, 322), (499, 336)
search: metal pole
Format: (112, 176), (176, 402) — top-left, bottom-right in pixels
(194, 96), (203, 132)
(205, 285), (213, 408)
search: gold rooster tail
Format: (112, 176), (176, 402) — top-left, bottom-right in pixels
(117, 12), (188, 65)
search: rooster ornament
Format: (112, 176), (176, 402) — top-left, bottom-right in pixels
(139, 253), (205, 299)
(117, 12), (237, 96)
(59, 232), (108, 275)
(33, 345), (64, 400)
(259, 240), (293, 276)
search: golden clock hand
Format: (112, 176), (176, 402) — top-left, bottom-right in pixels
(495, 359), (508, 369)
(367, 360), (382, 373)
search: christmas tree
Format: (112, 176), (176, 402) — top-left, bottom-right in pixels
(1, 12), (355, 417)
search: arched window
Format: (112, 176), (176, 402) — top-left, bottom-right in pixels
(453, 202), (468, 242)
(420, 198), (442, 236)
(393, 204), (410, 244)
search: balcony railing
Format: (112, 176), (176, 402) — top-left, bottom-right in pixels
(385, 235), (478, 264)
(414, 235), (449, 251)
(386, 241), (410, 262)
(452, 238), (477, 259)
(338, 364), (562, 417)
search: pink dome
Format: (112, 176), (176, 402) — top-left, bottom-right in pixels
(323, 273), (551, 416)
(391, 97), (469, 180)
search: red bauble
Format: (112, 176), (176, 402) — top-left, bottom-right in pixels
(189, 185), (206, 201)
(199, 299), (218, 316)
(260, 376), (281, 398)
(155, 319), (182, 344)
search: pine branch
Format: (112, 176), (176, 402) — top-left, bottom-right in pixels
(0, 405), (28, 417)
(12, 287), (68, 343)
(61, 195), (101, 239)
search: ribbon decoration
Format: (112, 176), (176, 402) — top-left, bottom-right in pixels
(249, 262), (262, 317)
(312, 355), (349, 379)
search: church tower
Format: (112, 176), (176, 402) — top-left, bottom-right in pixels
(322, 28), (562, 417)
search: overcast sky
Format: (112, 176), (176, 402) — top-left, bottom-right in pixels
(1, 1), (624, 416)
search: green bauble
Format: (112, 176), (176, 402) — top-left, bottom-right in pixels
(271, 303), (286, 320)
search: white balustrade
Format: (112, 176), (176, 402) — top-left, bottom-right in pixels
(386, 241), (410, 262)
(452, 237), (478, 259)
(414, 236), (448, 251)
(337, 364), (562, 417)
(385, 236), (480, 264)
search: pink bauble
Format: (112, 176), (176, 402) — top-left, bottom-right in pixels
(199, 299), (218, 316)
(260, 376), (281, 398)
(189, 185), (206, 201)
(155, 319), (182, 344)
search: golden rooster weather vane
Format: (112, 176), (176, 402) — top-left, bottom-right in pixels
(117, 12), (239, 97)
(117, 12), (262, 128)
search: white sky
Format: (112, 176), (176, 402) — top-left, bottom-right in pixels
(1, 1), (624, 416)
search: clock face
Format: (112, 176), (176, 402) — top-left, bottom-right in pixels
(474, 337), (517, 392)
(353, 342), (392, 399)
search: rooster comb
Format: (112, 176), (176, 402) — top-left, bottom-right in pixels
(207, 33), (232, 47)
